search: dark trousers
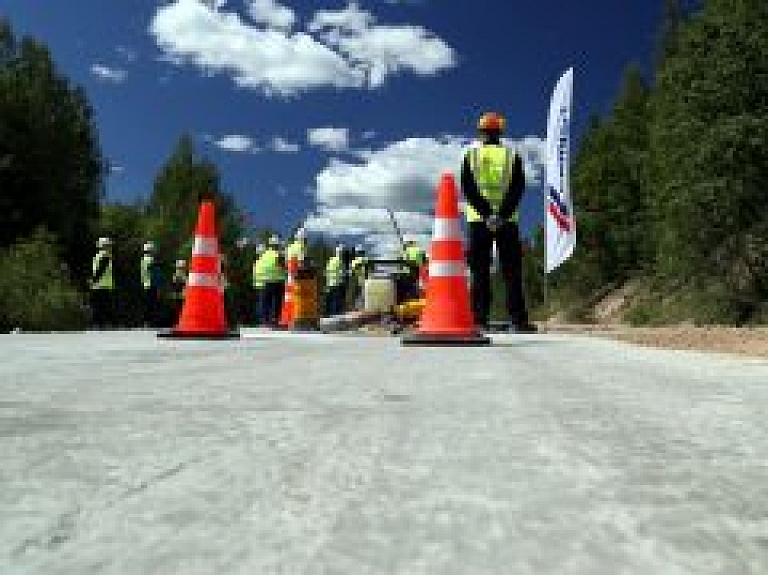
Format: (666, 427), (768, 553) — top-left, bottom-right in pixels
(325, 284), (344, 316)
(90, 289), (115, 328)
(253, 288), (264, 326)
(467, 221), (529, 326)
(262, 281), (284, 326)
(143, 287), (159, 328)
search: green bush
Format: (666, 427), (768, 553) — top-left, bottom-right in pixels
(0, 229), (89, 332)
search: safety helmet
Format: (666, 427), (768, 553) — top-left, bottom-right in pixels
(295, 227), (307, 241)
(255, 243), (266, 253)
(268, 234), (280, 246)
(477, 112), (506, 133)
(143, 241), (155, 252)
(175, 259), (186, 268)
(335, 244), (344, 255)
(97, 237), (112, 248)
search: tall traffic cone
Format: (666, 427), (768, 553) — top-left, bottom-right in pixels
(277, 255), (298, 328)
(158, 200), (239, 339)
(402, 173), (490, 346)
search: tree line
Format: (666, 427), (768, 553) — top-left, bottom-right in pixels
(542, 0), (768, 325)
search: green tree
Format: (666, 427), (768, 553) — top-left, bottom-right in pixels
(650, 0), (768, 320)
(0, 229), (88, 331)
(146, 135), (244, 262)
(0, 19), (104, 283)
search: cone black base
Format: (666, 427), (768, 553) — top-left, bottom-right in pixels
(157, 329), (240, 340)
(401, 332), (491, 346)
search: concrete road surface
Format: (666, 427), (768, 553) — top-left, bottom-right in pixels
(1, 329), (768, 574)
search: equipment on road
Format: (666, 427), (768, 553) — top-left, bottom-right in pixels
(158, 200), (239, 339)
(402, 173), (490, 346)
(292, 266), (320, 330)
(363, 270), (397, 313)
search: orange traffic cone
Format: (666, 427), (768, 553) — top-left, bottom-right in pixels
(277, 255), (298, 328)
(158, 200), (239, 339)
(402, 173), (490, 346)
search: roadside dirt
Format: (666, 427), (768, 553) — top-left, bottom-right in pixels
(541, 323), (768, 359)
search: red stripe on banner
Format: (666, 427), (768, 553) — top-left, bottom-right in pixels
(548, 203), (571, 232)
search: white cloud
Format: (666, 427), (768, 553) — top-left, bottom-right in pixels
(308, 2), (456, 88)
(90, 64), (127, 83)
(247, 0), (295, 31)
(150, 0), (456, 96)
(308, 2), (373, 33)
(214, 134), (258, 152)
(151, 0), (363, 96)
(303, 135), (546, 255)
(269, 136), (300, 153)
(307, 127), (349, 152)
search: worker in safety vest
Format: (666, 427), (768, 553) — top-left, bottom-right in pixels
(461, 111), (536, 332)
(261, 235), (286, 327)
(251, 243), (266, 326)
(90, 236), (115, 328)
(400, 239), (426, 301)
(286, 227), (308, 267)
(350, 244), (369, 310)
(140, 241), (160, 327)
(324, 244), (346, 316)
(170, 259), (187, 320)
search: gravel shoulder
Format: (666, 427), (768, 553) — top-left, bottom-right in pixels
(541, 323), (768, 358)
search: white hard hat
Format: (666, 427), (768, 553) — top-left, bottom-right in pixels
(295, 227), (307, 240)
(175, 259), (186, 268)
(335, 244), (344, 254)
(143, 241), (155, 252)
(97, 237), (112, 248)
(255, 243), (266, 253)
(268, 234), (280, 246)
(236, 237), (249, 249)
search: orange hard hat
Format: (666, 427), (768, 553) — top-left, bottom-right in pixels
(477, 112), (506, 133)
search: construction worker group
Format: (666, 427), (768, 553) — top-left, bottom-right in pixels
(89, 111), (535, 333)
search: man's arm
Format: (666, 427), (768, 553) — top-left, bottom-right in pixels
(460, 153), (492, 219)
(498, 152), (525, 220)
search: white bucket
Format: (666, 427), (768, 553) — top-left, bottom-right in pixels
(363, 275), (396, 313)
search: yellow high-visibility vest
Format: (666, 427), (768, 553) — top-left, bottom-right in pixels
(464, 145), (519, 224)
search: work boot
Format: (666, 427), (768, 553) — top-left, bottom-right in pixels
(510, 322), (538, 334)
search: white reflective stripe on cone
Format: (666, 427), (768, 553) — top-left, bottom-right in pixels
(187, 272), (221, 288)
(428, 261), (465, 277)
(432, 217), (462, 240)
(192, 236), (219, 257)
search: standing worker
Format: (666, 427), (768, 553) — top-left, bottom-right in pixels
(400, 239), (427, 301)
(286, 227), (309, 267)
(350, 245), (369, 310)
(141, 241), (160, 327)
(170, 259), (187, 322)
(461, 111), (536, 333)
(251, 243), (266, 326)
(90, 236), (115, 329)
(324, 244), (345, 316)
(261, 235), (286, 327)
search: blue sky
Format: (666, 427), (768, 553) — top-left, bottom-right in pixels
(6, 0), (664, 253)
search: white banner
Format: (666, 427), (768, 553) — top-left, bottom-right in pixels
(545, 67), (575, 273)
